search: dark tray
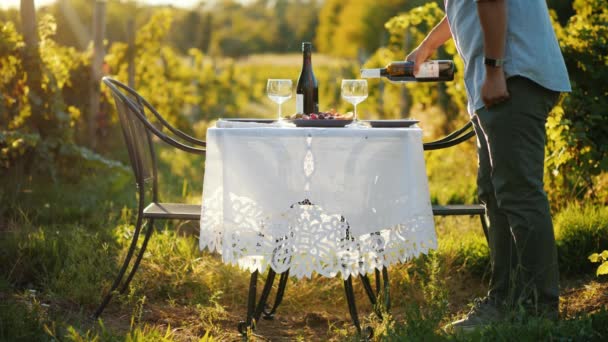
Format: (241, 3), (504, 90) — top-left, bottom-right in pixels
(363, 119), (419, 128)
(290, 119), (353, 127)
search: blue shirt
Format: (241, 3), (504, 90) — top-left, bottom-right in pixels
(444, 0), (571, 114)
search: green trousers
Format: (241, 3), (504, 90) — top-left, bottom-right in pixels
(473, 76), (560, 314)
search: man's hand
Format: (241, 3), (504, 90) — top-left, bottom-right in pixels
(477, 0), (509, 108)
(406, 16), (452, 75)
(406, 44), (435, 75)
(482, 68), (510, 108)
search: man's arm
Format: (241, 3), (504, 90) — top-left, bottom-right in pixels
(477, 0), (510, 107)
(406, 16), (452, 74)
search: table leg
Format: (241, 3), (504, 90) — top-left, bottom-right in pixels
(360, 274), (380, 318)
(252, 269), (276, 322)
(344, 276), (374, 340)
(359, 266), (390, 319)
(237, 270), (258, 336)
(238, 269), (287, 336)
(262, 269), (289, 319)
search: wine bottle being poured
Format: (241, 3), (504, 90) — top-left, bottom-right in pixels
(361, 60), (455, 83)
(296, 42), (319, 114)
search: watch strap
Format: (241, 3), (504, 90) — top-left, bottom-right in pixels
(484, 57), (505, 68)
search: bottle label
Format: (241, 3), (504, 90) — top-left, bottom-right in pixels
(415, 61), (439, 78)
(296, 94), (304, 114)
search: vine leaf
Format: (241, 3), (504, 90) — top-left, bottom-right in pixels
(596, 262), (608, 276)
(588, 253), (600, 263)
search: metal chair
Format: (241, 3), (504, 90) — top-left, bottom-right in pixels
(423, 121), (489, 241)
(92, 77), (206, 319)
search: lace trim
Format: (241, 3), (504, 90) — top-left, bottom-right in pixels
(200, 192), (436, 279)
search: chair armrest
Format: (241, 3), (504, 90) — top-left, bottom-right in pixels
(423, 121), (476, 151)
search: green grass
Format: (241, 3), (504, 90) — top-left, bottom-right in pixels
(1, 193), (606, 340)
(1, 117), (608, 340)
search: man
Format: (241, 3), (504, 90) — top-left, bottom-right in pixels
(406, 0), (571, 332)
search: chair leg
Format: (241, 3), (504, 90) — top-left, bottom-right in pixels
(119, 219), (155, 294)
(381, 266), (390, 312)
(92, 209), (147, 319)
(479, 213), (490, 245)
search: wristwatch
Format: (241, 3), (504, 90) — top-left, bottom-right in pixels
(484, 57), (505, 68)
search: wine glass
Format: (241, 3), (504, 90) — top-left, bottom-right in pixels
(267, 79), (293, 122)
(341, 79), (368, 128)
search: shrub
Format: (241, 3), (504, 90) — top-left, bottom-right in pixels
(0, 222), (119, 304)
(546, 0), (608, 204)
(555, 204), (608, 275)
(0, 298), (49, 341)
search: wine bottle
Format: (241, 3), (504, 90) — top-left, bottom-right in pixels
(360, 60), (455, 82)
(296, 42), (319, 114)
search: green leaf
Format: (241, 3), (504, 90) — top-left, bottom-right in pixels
(597, 262), (608, 276)
(589, 253), (600, 263)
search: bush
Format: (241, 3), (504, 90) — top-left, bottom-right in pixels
(546, 0), (608, 203)
(555, 204), (608, 275)
(0, 298), (49, 341)
(0, 223), (119, 305)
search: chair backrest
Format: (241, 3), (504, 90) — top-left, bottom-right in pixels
(102, 77), (206, 200)
(106, 80), (156, 189)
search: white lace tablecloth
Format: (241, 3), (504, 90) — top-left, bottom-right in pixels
(199, 122), (437, 279)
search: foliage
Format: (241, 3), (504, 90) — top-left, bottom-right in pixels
(0, 14), (122, 191)
(588, 251), (608, 276)
(547, 0), (576, 25)
(315, 0), (435, 59)
(546, 0), (608, 204)
(554, 203), (608, 275)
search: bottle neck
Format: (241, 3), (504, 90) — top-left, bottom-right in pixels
(302, 51), (312, 65)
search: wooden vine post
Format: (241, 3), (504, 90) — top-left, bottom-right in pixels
(89, 0), (106, 149)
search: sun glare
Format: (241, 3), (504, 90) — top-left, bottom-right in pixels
(1, 0), (56, 9)
(1, 0), (217, 10)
